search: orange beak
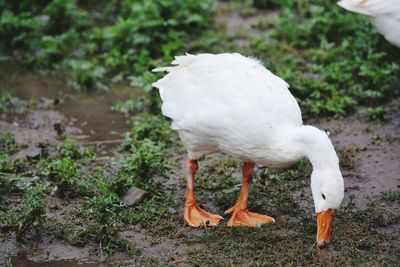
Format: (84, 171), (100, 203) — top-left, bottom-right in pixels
(316, 209), (335, 249)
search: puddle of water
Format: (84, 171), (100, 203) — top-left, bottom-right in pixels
(11, 252), (100, 267)
(0, 65), (144, 142)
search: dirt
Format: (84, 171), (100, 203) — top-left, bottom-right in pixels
(2, 62), (399, 267)
(0, 110), (80, 159)
(1, 65), (142, 144)
(118, 229), (193, 264)
(215, 2), (279, 47)
(0, 69), (140, 265)
(1, 78), (399, 266)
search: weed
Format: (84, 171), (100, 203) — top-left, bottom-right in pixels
(122, 113), (172, 149)
(0, 0), (217, 91)
(252, 17), (275, 30)
(337, 144), (361, 170)
(184, 197), (400, 266)
(58, 138), (94, 160)
(86, 186), (126, 237)
(381, 190), (400, 202)
(123, 140), (169, 179)
(371, 134), (382, 145)
(112, 97), (151, 115)
(39, 157), (88, 195)
(0, 133), (17, 154)
(0, 92), (24, 113)
(4, 181), (50, 239)
(0, 154), (27, 173)
(123, 191), (178, 234)
(367, 106), (388, 122)
(0, 174), (19, 208)
(54, 183), (127, 247)
(194, 158), (241, 190)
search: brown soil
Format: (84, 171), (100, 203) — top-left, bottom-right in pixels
(215, 2), (278, 47)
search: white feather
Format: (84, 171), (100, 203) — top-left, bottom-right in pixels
(153, 53), (301, 162)
(338, 0), (400, 47)
(153, 53), (344, 212)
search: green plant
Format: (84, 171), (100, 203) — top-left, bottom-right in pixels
(0, 154), (26, 173)
(122, 113), (172, 149)
(125, 191), (178, 232)
(381, 190), (400, 202)
(0, 92), (24, 113)
(85, 185), (126, 244)
(0, 174), (19, 208)
(39, 157), (88, 195)
(54, 184), (127, 248)
(58, 138), (94, 160)
(123, 140), (169, 179)
(0, 133), (17, 154)
(1, 0), (217, 91)
(5, 181), (50, 239)
(112, 97), (151, 114)
(367, 106), (388, 122)
(337, 144), (360, 170)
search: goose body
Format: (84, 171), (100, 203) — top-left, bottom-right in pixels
(154, 53), (303, 168)
(153, 53), (344, 248)
(338, 0), (400, 48)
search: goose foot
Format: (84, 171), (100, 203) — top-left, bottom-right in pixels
(225, 207), (275, 227)
(184, 203), (223, 227)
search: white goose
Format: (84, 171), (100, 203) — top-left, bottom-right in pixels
(338, 0), (400, 48)
(152, 53), (344, 248)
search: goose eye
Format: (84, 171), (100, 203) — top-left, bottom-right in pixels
(322, 194), (326, 200)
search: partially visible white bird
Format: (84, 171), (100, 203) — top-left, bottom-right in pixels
(338, 0), (400, 48)
(152, 53), (344, 248)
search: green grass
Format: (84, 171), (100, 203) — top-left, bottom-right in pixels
(194, 158), (241, 191)
(111, 97), (151, 114)
(2, 1), (398, 116)
(0, 133), (17, 155)
(0, 92), (24, 113)
(58, 137), (95, 160)
(182, 160), (400, 266)
(0, 0), (217, 91)
(39, 157), (88, 196)
(367, 106), (388, 122)
(122, 113), (173, 148)
(381, 190), (400, 202)
(185, 203), (400, 266)
(337, 144), (361, 170)
(2, 181), (50, 240)
(0, 154), (27, 173)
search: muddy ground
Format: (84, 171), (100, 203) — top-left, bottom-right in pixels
(1, 4), (400, 267)
(1, 68), (399, 266)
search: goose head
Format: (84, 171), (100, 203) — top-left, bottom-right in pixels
(289, 125), (344, 248)
(311, 167), (344, 248)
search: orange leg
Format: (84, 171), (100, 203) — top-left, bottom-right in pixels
(184, 159), (223, 227)
(226, 162), (275, 227)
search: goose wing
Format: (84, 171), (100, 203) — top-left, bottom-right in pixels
(152, 53), (302, 132)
